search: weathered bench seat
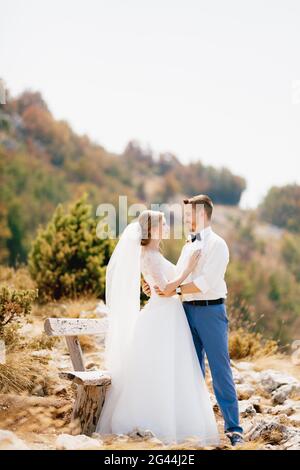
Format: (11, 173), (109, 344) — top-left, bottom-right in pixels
(59, 370), (111, 386)
(44, 317), (111, 435)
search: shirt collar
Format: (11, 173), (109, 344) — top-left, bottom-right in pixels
(187, 226), (212, 243)
(200, 226), (212, 240)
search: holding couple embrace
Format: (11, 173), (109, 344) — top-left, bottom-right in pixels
(96, 194), (243, 447)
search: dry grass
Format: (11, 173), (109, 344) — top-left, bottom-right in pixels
(253, 355), (300, 381)
(234, 440), (265, 450)
(1, 322), (24, 350)
(31, 297), (99, 320)
(0, 393), (75, 435)
(229, 328), (278, 360)
(79, 335), (98, 353)
(0, 266), (36, 291)
(0, 352), (49, 394)
(26, 333), (58, 351)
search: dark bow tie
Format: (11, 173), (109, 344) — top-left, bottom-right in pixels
(189, 233), (202, 243)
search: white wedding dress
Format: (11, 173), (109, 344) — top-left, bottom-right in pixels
(97, 242), (220, 445)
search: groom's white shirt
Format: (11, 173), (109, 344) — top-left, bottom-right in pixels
(176, 226), (229, 301)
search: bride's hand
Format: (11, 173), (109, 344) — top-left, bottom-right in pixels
(142, 278), (151, 297)
(186, 249), (201, 273)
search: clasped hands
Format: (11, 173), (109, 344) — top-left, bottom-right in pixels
(141, 278), (176, 298)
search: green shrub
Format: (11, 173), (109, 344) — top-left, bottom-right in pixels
(281, 233), (300, 282)
(259, 184), (300, 232)
(0, 286), (38, 332)
(28, 194), (115, 302)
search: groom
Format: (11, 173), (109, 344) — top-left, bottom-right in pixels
(143, 194), (243, 446)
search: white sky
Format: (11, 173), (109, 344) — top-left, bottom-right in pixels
(1, 0), (300, 207)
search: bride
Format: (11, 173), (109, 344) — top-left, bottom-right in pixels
(96, 210), (219, 445)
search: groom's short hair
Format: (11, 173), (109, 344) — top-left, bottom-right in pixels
(183, 194), (214, 220)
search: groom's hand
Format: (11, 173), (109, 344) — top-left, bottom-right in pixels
(154, 286), (176, 297)
(142, 278), (151, 297)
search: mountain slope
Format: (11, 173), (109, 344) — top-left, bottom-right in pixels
(0, 88), (246, 264)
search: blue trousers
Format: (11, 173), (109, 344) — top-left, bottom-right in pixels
(183, 302), (243, 434)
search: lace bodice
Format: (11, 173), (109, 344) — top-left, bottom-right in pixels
(141, 248), (176, 296)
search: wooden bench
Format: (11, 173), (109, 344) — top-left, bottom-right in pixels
(44, 318), (111, 436)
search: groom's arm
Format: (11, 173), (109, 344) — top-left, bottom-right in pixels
(154, 245), (201, 297)
(189, 240), (229, 294)
(154, 281), (200, 297)
(155, 240), (229, 297)
(180, 282), (201, 294)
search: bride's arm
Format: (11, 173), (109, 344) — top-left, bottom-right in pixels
(155, 250), (201, 296)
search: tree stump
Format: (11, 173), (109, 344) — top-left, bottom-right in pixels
(72, 384), (109, 436)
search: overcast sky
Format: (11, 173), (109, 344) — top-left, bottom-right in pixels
(1, 0), (300, 207)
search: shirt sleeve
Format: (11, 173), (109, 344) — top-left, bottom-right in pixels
(193, 240), (229, 294)
(175, 244), (188, 271)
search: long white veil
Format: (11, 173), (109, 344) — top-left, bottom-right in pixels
(104, 221), (142, 380)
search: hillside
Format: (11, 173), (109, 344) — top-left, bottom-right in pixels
(0, 88), (246, 265)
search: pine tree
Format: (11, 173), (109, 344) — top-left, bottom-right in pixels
(28, 194), (115, 302)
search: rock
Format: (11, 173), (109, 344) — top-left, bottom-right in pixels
(282, 433), (300, 450)
(0, 430), (30, 450)
(252, 397), (264, 413)
(272, 383), (300, 405)
(260, 370), (298, 393)
(239, 400), (257, 417)
(231, 361), (254, 371)
(242, 418), (258, 435)
(247, 417), (300, 449)
(85, 362), (98, 370)
(266, 404), (296, 416)
(31, 384), (45, 397)
(52, 353), (73, 370)
(114, 434), (130, 442)
(236, 383), (255, 400)
(148, 437), (164, 446)
(290, 412), (300, 426)
(128, 428), (156, 439)
(52, 384), (68, 395)
(55, 434), (103, 450)
(31, 349), (52, 359)
(246, 418), (289, 443)
(263, 444), (284, 450)
(231, 361), (253, 371)
(232, 369), (244, 384)
(242, 371), (261, 384)
(94, 302), (109, 316)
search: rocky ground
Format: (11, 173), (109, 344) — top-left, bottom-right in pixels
(0, 302), (300, 451)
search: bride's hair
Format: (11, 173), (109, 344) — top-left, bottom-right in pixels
(138, 210), (164, 246)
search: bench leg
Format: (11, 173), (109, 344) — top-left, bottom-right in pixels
(72, 384), (108, 436)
